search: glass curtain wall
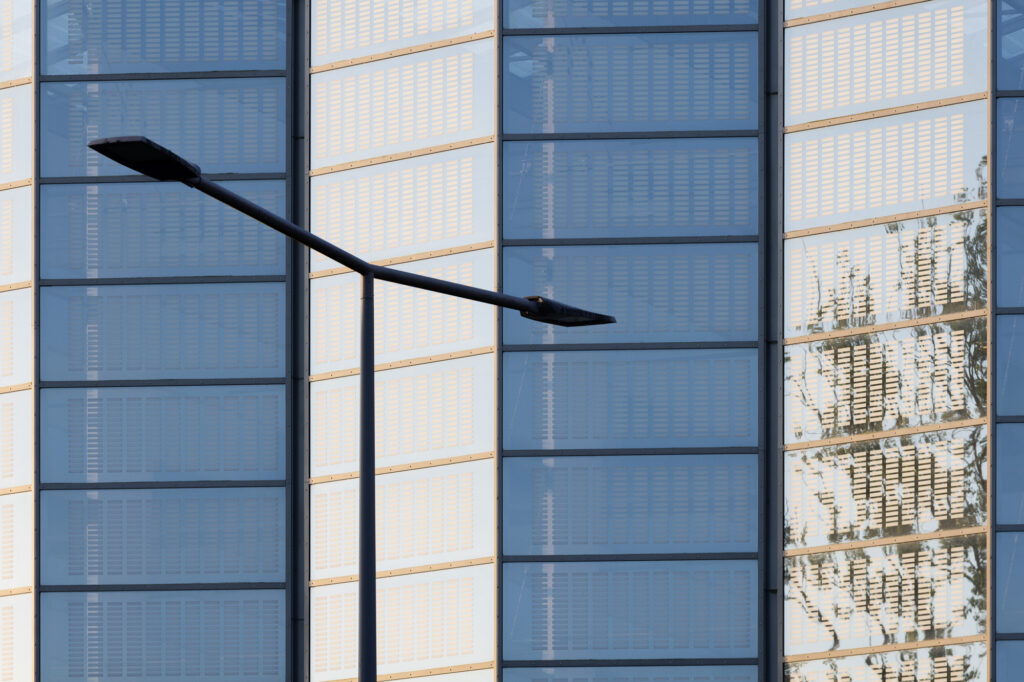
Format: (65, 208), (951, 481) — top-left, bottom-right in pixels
(781, 0), (991, 678)
(35, 1), (289, 679)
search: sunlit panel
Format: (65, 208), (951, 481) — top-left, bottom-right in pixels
(311, 40), (495, 168)
(505, 0), (757, 27)
(503, 244), (758, 345)
(40, 385), (286, 483)
(785, 101), (987, 232)
(503, 455), (757, 555)
(503, 561), (757, 660)
(311, 459), (494, 579)
(784, 642), (985, 682)
(0, 187), (30, 288)
(0, 492), (31, 591)
(0, 288), (31, 388)
(1000, 0), (1024, 89)
(310, 354), (494, 478)
(0, 594), (32, 681)
(0, 0), (32, 81)
(784, 317), (985, 444)
(503, 138), (758, 239)
(504, 33), (757, 134)
(0, 85), (31, 184)
(0, 390), (31, 490)
(504, 349), (758, 450)
(504, 667), (757, 682)
(310, 144), (494, 271)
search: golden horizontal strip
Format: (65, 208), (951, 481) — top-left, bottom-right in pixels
(310, 136), (495, 177)
(0, 586), (32, 598)
(784, 200), (986, 240)
(324, 661), (495, 682)
(309, 451), (495, 485)
(0, 281), (31, 294)
(784, 634), (986, 663)
(311, 31), (496, 73)
(310, 557), (495, 587)
(784, 92), (987, 133)
(0, 179), (31, 193)
(0, 77), (31, 91)
(784, 525), (987, 557)
(784, 0), (931, 26)
(0, 383), (31, 396)
(310, 241), (495, 279)
(783, 417), (987, 452)
(309, 346), (494, 382)
(784, 308), (987, 346)
(0, 485), (32, 498)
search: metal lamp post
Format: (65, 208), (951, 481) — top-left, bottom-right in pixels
(88, 135), (615, 682)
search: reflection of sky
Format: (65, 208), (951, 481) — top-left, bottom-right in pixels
(786, 642), (986, 681)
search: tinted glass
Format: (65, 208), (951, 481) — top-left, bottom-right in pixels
(998, 532), (1024, 632)
(504, 0), (757, 27)
(998, 642), (1024, 679)
(999, 424), (1024, 523)
(998, 315), (1024, 416)
(504, 668), (757, 682)
(0, 186), (32, 286)
(0, 288), (31, 387)
(0, 0), (32, 81)
(1000, 0), (1024, 89)
(0, 85), (31, 184)
(785, 642), (986, 682)
(999, 207), (1024, 307)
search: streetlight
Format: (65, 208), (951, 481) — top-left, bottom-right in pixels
(88, 135), (615, 682)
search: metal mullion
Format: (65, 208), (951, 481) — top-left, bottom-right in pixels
(503, 130), (759, 140)
(503, 24), (759, 35)
(38, 70), (287, 82)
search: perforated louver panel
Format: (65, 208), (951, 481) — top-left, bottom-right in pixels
(0, 85), (30, 184)
(503, 33), (757, 134)
(503, 244), (758, 344)
(505, 0), (757, 26)
(0, 186), (31, 286)
(311, 41), (494, 168)
(503, 667), (758, 682)
(40, 385), (285, 483)
(784, 642), (984, 682)
(504, 455), (757, 555)
(503, 561), (757, 659)
(502, 139), (758, 239)
(42, 0), (286, 74)
(40, 283), (285, 381)
(0, 0), (29, 82)
(41, 181), (286, 278)
(503, 349), (758, 450)
(310, 354), (494, 477)
(41, 590), (285, 681)
(310, 144), (494, 271)
(41, 488), (285, 584)
(41, 79), (286, 177)
(0, 594), (32, 681)
(0, 289), (30, 388)
(0, 493), (31, 591)
(0, 390), (31, 490)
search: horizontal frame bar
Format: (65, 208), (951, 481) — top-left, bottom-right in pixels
(783, 93), (987, 133)
(311, 32), (495, 73)
(39, 70), (287, 82)
(501, 659), (759, 668)
(39, 378), (287, 388)
(39, 172), (287, 184)
(783, 0), (929, 26)
(39, 480), (287, 490)
(782, 418), (989, 451)
(308, 452), (495, 484)
(39, 582), (286, 592)
(503, 342), (759, 351)
(40, 275), (286, 286)
(502, 236), (759, 246)
(503, 25), (759, 35)
(504, 131), (758, 141)
(784, 309), (988, 346)
(783, 526), (987, 557)
(309, 346), (495, 382)
(502, 447), (760, 457)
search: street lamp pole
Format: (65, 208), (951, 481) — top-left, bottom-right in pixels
(87, 135), (615, 682)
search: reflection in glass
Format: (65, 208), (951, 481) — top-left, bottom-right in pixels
(998, 532), (1024, 632)
(785, 426), (987, 549)
(504, 33), (758, 134)
(784, 642), (986, 682)
(0, 85), (32, 184)
(997, 316), (1024, 415)
(785, 317), (986, 444)
(0, 186), (32, 286)
(998, 99), (1024, 199)
(504, 668), (757, 682)
(999, 425), (1024, 524)
(504, 0), (756, 27)
(1001, 0), (1024, 89)
(785, 209), (987, 337)
(999, 207), (1024, 306)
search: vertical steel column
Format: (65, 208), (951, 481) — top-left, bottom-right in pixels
(359, 271), (377, 682)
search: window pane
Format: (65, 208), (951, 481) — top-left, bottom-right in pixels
(504, 349), (758, 450)
(503, 244), (758, 344)
(0, 390), (32, 489)
(998, 316), (1024, 416)
(786, 642), (985, 682)
(504, 668), (757, 682)
(998, 642), (1024, 679)
(786, 101), (988, 232)
(310, 144), (495, 272)
(785, 0), (985, 126)
(0, 85), (31, 184)
(503, 138), (758, 240)
(311, 40), (495, 169)
(999, 532), (1024, 632)
(502, 561), (757, 660)
(40, 283), (286, 381)
(0, 288), (31, 387)
(40, 385), (286, 483)
(999, 424), (1024, 524)
(505, 0), (756, 27)
(41, 590), (286, 680)
(0, 594), (32, 681)
(0, 493), (32, 590)
(996, 99), (1024, 199)
(0, 0), (32, 81)
(1000, 0), (1024, 89)
(504, 33), (757, 134)
(41, 181), (286, 278)
(42, 0), (286, 74)
(503, 455), (757, 555)
(41, 79), (286, 177)
(0, 186), (32, 286)
(998, 208), (1024, 306)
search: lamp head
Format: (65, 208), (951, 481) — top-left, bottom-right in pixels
(520, 296), (616, 327)
(87, 136), (201, 182)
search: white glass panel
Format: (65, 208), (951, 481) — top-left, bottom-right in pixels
(310, 144), (495, 272)
(40, 385), (286, 483)
(311, 250), (495, 374)
(785, 0), (985, 126)
(785, 101), (988, 233)
(0, 594), (32, 682)
(0, 0), (32, 81)
(0, 85), (31, 184)
(504, 455), (757, 555)
(41, 590), (286, 681)
(40, 283), (286, 381)
(503, 244), (758, 344)
(311, 459), (494, 580)
(503, 561), (757, 660)
(0, 492), (31, 590)
(0, 288), (31, 387)
(312, 0), (493, 65)
(41, 488), (285, 585)
(41, 79), (286, 177)
(310, 353), (495, 478)
(503, 350), (758, 450)
(0, 186), (32, 286)
(311, 40), (495, 168)
(505, 0), (757, 27)
(785, 642), (985, 682)
(310, 564), (495, 681)
(0, 390), (32, 489)
(43, 0), (286, 74)
(41, 181), (287, 278)
(505, 667), (758, 682)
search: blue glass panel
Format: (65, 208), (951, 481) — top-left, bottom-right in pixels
(504, 244), (758, 344)
(998, 642), (1024, 678)
(503, 349), (758, 450)
(503, 455), (757, 555)
(504, 33), (758, 134)
(41, 590), (286, 680)
(505, 0), (756, 27)
(0, 389), (32, 489)
(1001, 0), (1024, 89)
(999, 424), (1024, 524)
(998, 316), (1024, 416)
(503, 138), (758, 239)
(40, 385), (286, 483)
(40, 283), (286, 381)
(0, 0), (32, 81)
(504, 668), (758, 682)
(998, 208), (1024, 306)
(503, 561), (757, 660)
(997, 99), (1024, 199)
(0, 186), (32, 286)
(998, 532), (1024, 632)
(0, 288), (32, 387)
(43, 0), (286, 74)
(0, 85), (32, 184)
(41, 78), (286, 177)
